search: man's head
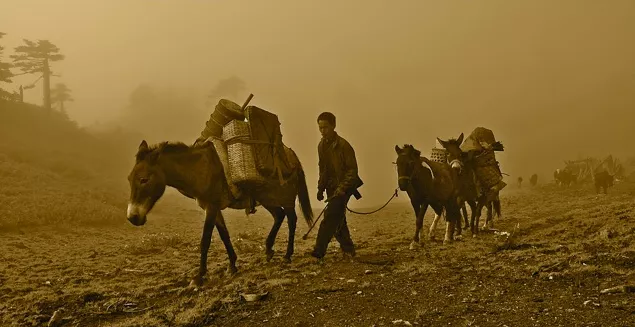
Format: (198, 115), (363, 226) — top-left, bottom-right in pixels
(317, 112), (336, 139)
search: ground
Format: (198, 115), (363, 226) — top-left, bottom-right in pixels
(1, 183), (635, 327)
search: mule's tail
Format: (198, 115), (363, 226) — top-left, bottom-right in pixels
(295, 161), (314, 227)
(493, 198), (502, 218)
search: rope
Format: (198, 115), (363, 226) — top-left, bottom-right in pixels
(346, 188), (399, 215)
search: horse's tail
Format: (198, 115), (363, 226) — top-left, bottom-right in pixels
(295, 159), (314, 228)
(493, 197), (502, 218)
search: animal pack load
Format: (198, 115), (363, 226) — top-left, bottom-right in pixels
(462, 127), (506, 193)
(198, 97), (294, 188)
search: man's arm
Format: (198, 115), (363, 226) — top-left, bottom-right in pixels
(317, 142), (326, 192)
(335, 141), (359, 195)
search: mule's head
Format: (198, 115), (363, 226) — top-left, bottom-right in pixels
(126, 140), (167, 226)
(394, 144), (422, 191)
(437, 133), (464, 172)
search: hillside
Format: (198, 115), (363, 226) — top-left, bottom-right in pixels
(0, 100), (140, 230)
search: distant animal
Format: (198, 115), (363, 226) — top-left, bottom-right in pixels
(594, 170), (614, 194)
(437, 134), (502, 236)
(530, 174), (538, 187)
(394, 144), (463, 247)
(554, 169), (576, 187)
(126, 140), (313, 287)
(517, 176), (523, 188)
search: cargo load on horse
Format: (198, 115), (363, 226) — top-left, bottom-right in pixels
(461, 127), (506, 195)
(197, 95), (297, 213)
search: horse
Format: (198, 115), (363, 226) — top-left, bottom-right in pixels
(554, 169), (576, 187)
(530, 174), (538, 187)
(126, 140), (313, 287)
(394, 144), (463, 247)
(437, 134), (502, 236)
(594, 170), (614, 194)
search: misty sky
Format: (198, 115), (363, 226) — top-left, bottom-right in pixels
(2, 0), (634, 206)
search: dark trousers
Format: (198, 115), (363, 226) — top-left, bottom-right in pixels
(312, 191), (355, 258)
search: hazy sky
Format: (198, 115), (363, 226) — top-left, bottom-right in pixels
(2, 1), (634, 206)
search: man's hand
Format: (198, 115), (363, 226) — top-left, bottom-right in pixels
(317, 190), (325, 202)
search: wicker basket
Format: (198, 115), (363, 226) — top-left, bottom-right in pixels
(200, 99), (246, 138)
(472, 150), (504, 189)
(210, 137), (243, 199)
(222, 120), (265, 185)
(430, 147), (447, 163)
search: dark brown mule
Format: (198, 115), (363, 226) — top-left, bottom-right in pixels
(126, 140), (313, 287)
(437, 134), (501, 236)
(394, 144), (463, 246)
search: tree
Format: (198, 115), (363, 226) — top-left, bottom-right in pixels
(11, 39), (64, 110)
(51, 82), (73, 113)
(0, 32), (13, 84)
(206, 76), (246, 106)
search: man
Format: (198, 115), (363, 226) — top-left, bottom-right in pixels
(310, 112), (363, 260)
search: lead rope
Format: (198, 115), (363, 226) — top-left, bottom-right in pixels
(345, 188), (399, 215)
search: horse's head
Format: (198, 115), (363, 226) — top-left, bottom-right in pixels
(126, 140), (167, 226)
(437, 133), (464, 172)
(394, 144), (422, 191)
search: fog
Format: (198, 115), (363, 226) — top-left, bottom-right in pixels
(2, 0), (634, 206)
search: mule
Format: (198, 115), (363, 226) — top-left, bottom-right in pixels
(437, 134), (502, 236)
(126, 140), (313, 287)
(394, 144), (463, 247)
(530, 173), (538, 187)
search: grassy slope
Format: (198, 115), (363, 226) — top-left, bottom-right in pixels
(0, 100), (139, 229)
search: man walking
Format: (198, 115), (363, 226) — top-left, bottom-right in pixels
(310, 112), (363, 260)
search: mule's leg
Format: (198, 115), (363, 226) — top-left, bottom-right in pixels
(443, 204), (459, 245)
(283, 207), (298, 263)
(215, 211), (238, 275)
(264, 206), (285, 262)
(467, 200), (477, 233)
(472, 201), (484, 237)
(483, 202), (493, 229)
(190, 205), (218, 287)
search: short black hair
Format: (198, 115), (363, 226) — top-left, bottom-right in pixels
(317, 112), (336, 126)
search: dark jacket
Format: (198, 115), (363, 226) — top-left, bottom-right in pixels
(318, 132), (363, 195)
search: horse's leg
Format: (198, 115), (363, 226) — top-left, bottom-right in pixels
(215, 211), (238, 275)
(428, 208), (442, 241)
(264, 206), (285, 262)
(190, 204), (218, 287)
(409, 201), (422, 249)
(443, 204), (458, 245)
(283, 207), (298, 263)
(461, 202), (470, 230)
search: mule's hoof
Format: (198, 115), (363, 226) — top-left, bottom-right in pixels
(455, 235), (463, 241)
(282, 257), (292, 264)
(472, 234), (478, 238)
(266, 249), (275, 262)
(443, 239), (453, 245)
(428, 234), (436, 241)
(189, 276), (204, 288)
(409, 241), (421, 250)
(227, 266), (238, 276)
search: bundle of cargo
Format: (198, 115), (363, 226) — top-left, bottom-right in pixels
(199, 99), (246, 140)
(462, 127), (506, 193)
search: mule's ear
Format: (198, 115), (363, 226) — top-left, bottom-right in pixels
(395, 145), (401, 154)
(436, 138), (447, 148)
(139, 140), (149, 152)
(457, 133), (464, 145)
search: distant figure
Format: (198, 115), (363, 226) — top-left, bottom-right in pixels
(517, 176), (523, 188)
(530, 174), (538, 187)
(594, 171), (614, 194)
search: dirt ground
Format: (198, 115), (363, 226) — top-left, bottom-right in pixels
(2, 182), (635, 327)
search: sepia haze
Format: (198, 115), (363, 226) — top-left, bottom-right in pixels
(1, 0), (633, 207)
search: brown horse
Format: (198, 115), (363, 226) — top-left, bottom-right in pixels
(394, 144), (463, 246)
(126, 140), (313, 287)
(437, 134), (502, 236)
